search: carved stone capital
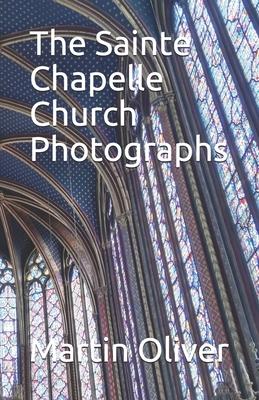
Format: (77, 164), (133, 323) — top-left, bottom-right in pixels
(248, 341), (259, 363)
(116, 210), (132, 226)
(151, 92), (175, 111)
(165, 91), (176, 104)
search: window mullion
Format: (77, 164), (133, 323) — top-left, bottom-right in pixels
(115, 221), (153, 399)
(65, 267), (81, 400)
(42, 283), (53, 400)
(243, 0), (259, 31)
(131, 170), (177, 338)
(111, 228), (141, 397)
(104, 237), (134, 400)
(80, 277), (97, 400)
(112, 226), (145, 400)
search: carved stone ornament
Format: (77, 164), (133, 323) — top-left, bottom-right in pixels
(116, 210), (132, 227)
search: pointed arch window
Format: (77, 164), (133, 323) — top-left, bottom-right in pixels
(65, 255), (105, 400)
(26, 250), (69, 400)
(172, 0), (259, 299)
(0, 257), (18, 398)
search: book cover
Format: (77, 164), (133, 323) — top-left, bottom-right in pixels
(0, 1), (258, 399)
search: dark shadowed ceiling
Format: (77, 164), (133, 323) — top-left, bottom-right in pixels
(0, 0), (159, 284)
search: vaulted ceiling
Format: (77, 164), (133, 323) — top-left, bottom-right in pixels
(0, 0), (161, 288)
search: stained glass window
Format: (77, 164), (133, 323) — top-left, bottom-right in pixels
(137, 118), (223, 398)
(151, 107), (223, 387)
(173, 1), (259, 299)
(0, 257), (18, 398)
(137, 143), (196, 399)
(215, 1), (259, 106)
(108, 204), (145, 399)
(26, 251), (69, 400)
(66, 255), (105, 400)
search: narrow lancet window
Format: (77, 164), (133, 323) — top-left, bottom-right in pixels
(26, 250), (68, 400)
(0, 257), (18, 398)
(66, 255), (105, 400)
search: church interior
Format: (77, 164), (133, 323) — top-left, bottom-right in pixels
(0, 0), (258, 399)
